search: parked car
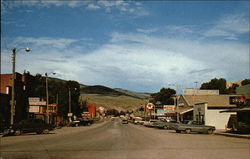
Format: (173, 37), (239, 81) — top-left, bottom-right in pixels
(3, 119), (54, 136)
(79, 117), (94, 126)
(122, 119), (128, 124)
(153, 120), (178, 129)
(133, 117), (143, 124)
(143, 119), (159, 127)
(172, 120), (216, 134)
(69, 120), (81, 127)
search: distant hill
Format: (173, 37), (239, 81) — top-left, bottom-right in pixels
(48, 77), (150, 111)
(80, 85), (150, 111)
(114, 88), (150, 99)
(80, 85), (149, 99)
(80, 85), (126, 96)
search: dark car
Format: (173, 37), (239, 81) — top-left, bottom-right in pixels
(3, 119), (54, 136)
(79, 117), (94, 126)
(172, 120), (216, 134)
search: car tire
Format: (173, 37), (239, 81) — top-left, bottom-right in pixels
(163, 126), (168, 130)
(176, 130), (181, 133)
(42, 129), (49, 134)
(14, 130), (22, 136)
(207, 129), (214, 134)
(36, 131), (42, 134)
(185, 129), (191, 134)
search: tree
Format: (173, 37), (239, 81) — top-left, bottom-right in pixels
(150, 88), (176, 105)
(24, 73), (82, 118)
(200, 78), (227, 94)
(241, 79), (250, 86)
(227, 83), (239, 94)
(106, 109), (119, 116)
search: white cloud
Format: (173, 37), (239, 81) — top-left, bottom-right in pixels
(204, 29), (238, 40)
(13, 37), (77, 49)
(137, 28), (158, 34)
(2, 33), (248, 92)
(204, 13), (249, 40)
(86, 4), (101, 10)
(165, 25), (193, 34)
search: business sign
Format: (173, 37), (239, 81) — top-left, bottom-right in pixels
(163, 105), (175, 111)
(147, 103), (154, 110)
(229, 96), (246, 105)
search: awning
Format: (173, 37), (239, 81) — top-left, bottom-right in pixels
(220, 107), (250, 113)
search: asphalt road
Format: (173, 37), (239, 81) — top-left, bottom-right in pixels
(1, 118), (249, 159)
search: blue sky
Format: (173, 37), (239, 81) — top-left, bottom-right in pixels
(1, 0), (249, 93)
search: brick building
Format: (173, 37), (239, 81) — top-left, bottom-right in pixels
(0, 73), (28, 127)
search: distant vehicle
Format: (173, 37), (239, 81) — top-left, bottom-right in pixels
(3, 119), (54, 136)
(79, 117), (94, 126)
(133, 117), (143, 124)
(172, 120), (216, 134)
(153, 120), (178, 129)
(143, 119), (159, 127)
(122, 119), (128, 124)
(69, 120), (81, 127)
(137, 120), (146, 125)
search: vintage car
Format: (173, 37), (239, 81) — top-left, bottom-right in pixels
(122, 119), (128, 124)
(79, 117), (94, 126)
(153, 120), (178, 129)
(172, 120), (216, 134)
(143, 119), (159, 127)
(3, 119), (54, 136)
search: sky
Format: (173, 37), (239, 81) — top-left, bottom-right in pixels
(1, 0), (249, 93)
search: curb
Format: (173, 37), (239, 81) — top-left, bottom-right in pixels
(214, 132), (250, 139)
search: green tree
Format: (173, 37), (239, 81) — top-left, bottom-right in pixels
(200, 78), (227, 94)
(106, 109), (119, 116)
(241, 79), (250, 86)
(24, 73), (82, 118)
(150, 88), (176, 105)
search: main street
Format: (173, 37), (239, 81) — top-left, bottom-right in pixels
(1, 118), (249, 159)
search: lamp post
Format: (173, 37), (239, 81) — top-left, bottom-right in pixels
(45, 72), (56, 124)
(11, 47), (31, 125)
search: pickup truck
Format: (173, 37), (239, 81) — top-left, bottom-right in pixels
(172, 120), (216, 134)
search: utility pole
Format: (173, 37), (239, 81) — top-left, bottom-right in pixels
(45, 72), (56, 124)
(45, 73), (49, 124)
(10, 48), (16, 125)
(69, 88), (71, 113)
(10, 47), (31, 125)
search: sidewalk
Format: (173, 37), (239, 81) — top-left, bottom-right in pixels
(214, 130), (250, 139)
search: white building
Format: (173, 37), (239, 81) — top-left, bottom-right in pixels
(193, 103), (236, 130)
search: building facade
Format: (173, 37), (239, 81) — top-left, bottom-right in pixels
(0, 73), (28, 126)
(166, 89), (239, 126)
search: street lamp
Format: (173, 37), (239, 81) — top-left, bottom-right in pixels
(11, 47), (31, 125)
(45, 72), (56, 124)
